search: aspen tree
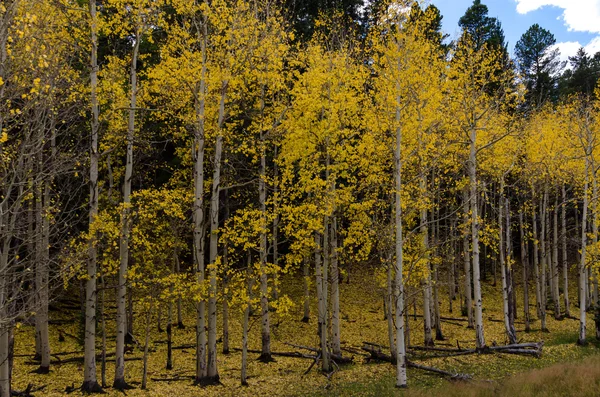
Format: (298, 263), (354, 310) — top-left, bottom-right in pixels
(447, 32), (514, 349)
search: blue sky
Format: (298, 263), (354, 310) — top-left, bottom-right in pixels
(430, 0), (600, 64)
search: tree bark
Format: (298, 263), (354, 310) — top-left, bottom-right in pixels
(193, 16), (208, 381)
(394, 100), (407, 387)
(552, 196), (561, 319)
(114, 28), (140, 391)
(499, 183), (517, 344)
(562, 184), (570, 318)
(141, 296), (154, 390)
(258, 124), (271, 361)
(519, 210), (531, 332)
(578, 158), (589, 345)
(386, 255), (397, 363)
(82, 1), (102, 391)
(330, 216), (341, 356)
(421, 176), (433, 347)
(206, 82), (227, 383)
(462, 186), (473, 328)
(469, 126), (485, 349)
(539, 191), (548, 332)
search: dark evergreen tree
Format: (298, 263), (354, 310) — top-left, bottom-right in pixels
(514, 24), (562, 108)
(458, 0), (506, 52)
(559, 48), (600, 97)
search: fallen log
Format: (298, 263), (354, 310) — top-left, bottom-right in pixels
(232, 347), (315, 360)
(11, 384), (46, 397)
(408, 345), (470, 353)
(361, 345), (471, 380)
(406, 360), (471, 381)
(283, 342), (353, 364)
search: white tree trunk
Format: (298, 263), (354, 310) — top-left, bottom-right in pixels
(330, 216), (341, 356)
(562, 184), (570, 318)
(539, 191), (548, 332)
(469, 127), (485, 349)
(114, 30), (139, 390)
(552, 196), (561, 319)
(394, 104), (407, 388)
(258, 128), (271, 361)
(206, 83), (227, 382)
(462, 187), (473, 328)
(519, 210), (531, 332)
(386, 254), (397, 362)
(420, 175), (433, 346)
(82, 1), (101, 391)
(578, 159), (589, 345)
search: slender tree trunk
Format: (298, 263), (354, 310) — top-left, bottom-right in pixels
(0, 259), (11, 397)
(82, 1), (101, 391)
(258, 126), (271, 362)
(193, 21), (208, 381)
(578, 158), (589, 345)
(272, 146), (280, 302)
(114, 30), (139, 391)
(562, 185), (570, 318)
(330, 216), (341, 356)
(386, 255), (397, 363)
(499, 183), (517, 344)
(175, 250), (183, 328)
(519, 210), (531, 332)
(167, 261), (174, 370)
(206, 83), (227, 383)
(241, 252), (253, 386)
(433, 207), (443, 341)
(222, 243), (230, 355)
(532, 188), (541, 319)
(592, 174), (600, 338)
(552, 196), (561, 319)
(540, 191), (548, 331)
(302, 257), (310, 322)
(394, 100), (407, 388)
(421, 176), (433, 347)
(35, 175), (50, 373)
(141, 296), (153, 390)
(469, 127), (485, 349)
(100, 276), (107, 387)
(462, 187), (473, 328)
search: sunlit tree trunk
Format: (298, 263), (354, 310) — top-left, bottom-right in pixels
(258, 123), (271, 361)
(469, 126), (485, 349)
(540, 191), (548, 332)
(552, 196), (561, 319)
(578, 157), (589, 345)
(499, 182), (517, 344)
(420, 175), (433, 347)
(114, 28), (140, 391)
(519, 210), (531, 332)
(206, 82), (227, 383)
(386, 254), (397, 363)
(330, 216), (341, 356)
(560, 185), (570, 318)
(82, 1), (101, 391)
(394, 101), (407, 387)
(462, 187), (473, 328)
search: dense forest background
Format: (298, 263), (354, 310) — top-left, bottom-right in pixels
(1, 0), (600, 395)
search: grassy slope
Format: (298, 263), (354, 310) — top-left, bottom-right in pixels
(11, 267), (600, 396)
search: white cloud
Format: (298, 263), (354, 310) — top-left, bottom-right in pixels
(515, 0), (600, 33)
(552, 36), (600, 67)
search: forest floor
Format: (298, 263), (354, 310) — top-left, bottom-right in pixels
(11, 267), (600, 396)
